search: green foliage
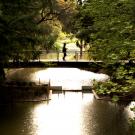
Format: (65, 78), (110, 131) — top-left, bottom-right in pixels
(73, 0), (135, 62)
(0, 0), (76, 79)
(130, 107), (135, 134)
(72, 0), (135, 102)
(0, 0), (72, 62)
(72, 3), (94, 44)
(93, 80), (120, 95)
(93, 64), (135, 101)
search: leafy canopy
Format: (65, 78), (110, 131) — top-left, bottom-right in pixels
(73, 0), (135, 62)
(0, 0), (76, 62)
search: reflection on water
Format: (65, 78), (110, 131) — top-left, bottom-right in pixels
(7, 68), (109, 90)
(3, 68), (134, 135)
(0, 93), (133, 135)
(33, 93), (85, 135)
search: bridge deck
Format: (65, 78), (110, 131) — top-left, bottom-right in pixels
(4, 60), (103, 68)
(5, 50), (134, 68)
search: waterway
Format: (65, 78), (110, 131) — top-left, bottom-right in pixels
(6, 68), (109, 90)
(1, 68), (134, 135)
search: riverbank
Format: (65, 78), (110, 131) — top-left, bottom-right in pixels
(0, 81), (50, 103)
(92, 89), (135, 102)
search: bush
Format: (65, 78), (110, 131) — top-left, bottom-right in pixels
(93, 63), (135, 101)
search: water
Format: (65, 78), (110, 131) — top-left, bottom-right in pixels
(6, 68), (109, 90)
(1, 68), (134, 135)
(0, 93), (133, 135)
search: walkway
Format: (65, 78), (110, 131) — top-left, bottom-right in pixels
(2, 50), (104, 68)
(2, 50), (134, 68)
(4, 60), (103, 68)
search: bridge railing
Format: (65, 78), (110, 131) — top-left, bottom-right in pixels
(39, 50), (90, 61)
(9, 50), (91, 62)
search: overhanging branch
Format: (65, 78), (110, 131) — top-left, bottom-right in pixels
(37, 11), (59, 25)
(37, 5), (71, 25)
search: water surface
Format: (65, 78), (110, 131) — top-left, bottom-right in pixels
(0, 93), (133, 135)
(7, 68), (109, 90)
(2, 68), (134, 135)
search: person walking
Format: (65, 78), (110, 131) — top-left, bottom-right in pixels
(62, 43), (67, 61)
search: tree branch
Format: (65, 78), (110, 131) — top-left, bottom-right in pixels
(37, 4), (71, 25)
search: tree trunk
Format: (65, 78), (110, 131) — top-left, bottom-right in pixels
(80, 40), (83, 59)
(80, 46), (82, 59)
(0, 67), (5, 81)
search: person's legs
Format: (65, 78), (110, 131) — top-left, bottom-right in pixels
(63, 53), (66, 61)
(63, 56), (65, 61)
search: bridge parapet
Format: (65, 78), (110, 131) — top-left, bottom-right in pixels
(9, 50), (91, 62)
(2, 50), (104, 69)
(39, 50), (90, 62)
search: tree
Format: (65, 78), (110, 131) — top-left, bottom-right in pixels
(80, 0), (135, 62)
(72, 1), (94, 58)
(72, 0), (135, 61)
(0, 0), (76, 80)
(78, 0), (135, 100)
(37, 0), (76, 32)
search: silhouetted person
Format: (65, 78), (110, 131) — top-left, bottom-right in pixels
(62, 43), (67, 61)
